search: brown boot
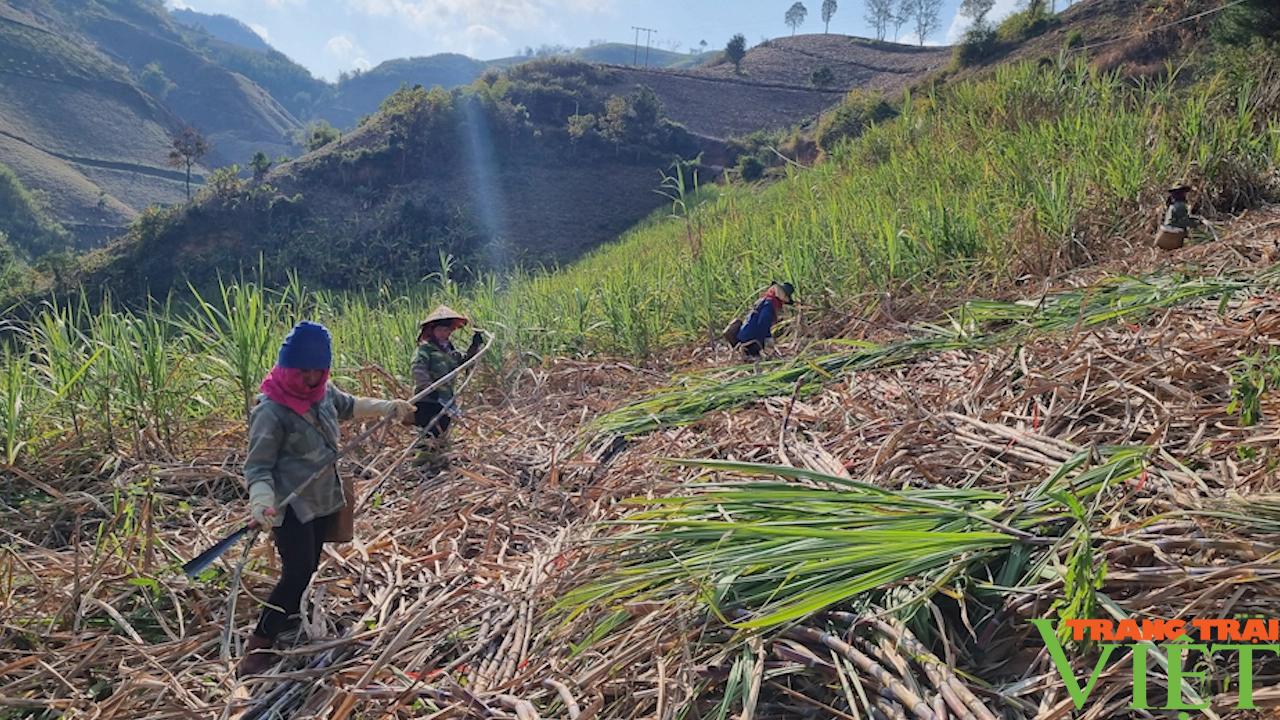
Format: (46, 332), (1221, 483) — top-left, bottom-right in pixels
(236, 633), (277, 678)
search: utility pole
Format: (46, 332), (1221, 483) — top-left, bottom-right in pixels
(631, 26), (657, 67)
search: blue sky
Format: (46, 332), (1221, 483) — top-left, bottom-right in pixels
(166, 0), (1029, 81)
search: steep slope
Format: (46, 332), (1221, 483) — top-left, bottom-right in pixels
(0, 0), (300, 246)
(73, 2), (299, 163)
(5, 7), (1279, 716)
(169, 7), (270, 53)
(0, 2), (190, 246)
(316, 47), (717, 130)
(316, 54), (488, 129)
(698, 34), (950, 89)
(608, 34), (950, 139)
(76, 61), (707, 301)
(8, 212), (1280, 718)
(173, 12), (327, 120)
(573, 42), (716, 68)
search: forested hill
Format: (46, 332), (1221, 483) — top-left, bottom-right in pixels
(75, 60), (712, 303)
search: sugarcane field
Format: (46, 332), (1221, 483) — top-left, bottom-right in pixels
(3, 0), (1280, 718)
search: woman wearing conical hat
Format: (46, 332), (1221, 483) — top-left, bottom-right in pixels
(1155, 182), (1206, 250)
(410, 305), (483, 469)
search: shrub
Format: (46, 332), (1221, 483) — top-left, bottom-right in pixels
(736, 154), (765, 181)
(249, 151), (272, 182)
(996, 4), (1058, 44)
(726, 34), (747, 73)
(733, 129), (785, 154)
(297, 120), (341, 152)
(1213, 0), (1280, 47)
(138, 62), (175, 99)
(0, 162), (69, 258)
(811, 66), (836, 88)
(1064, 29), (1084, 50)
(952, 25), (1000, 68)
(204, 165), (244, 204)
(815, 90), (896, 153)
(567, 113), (597, 142)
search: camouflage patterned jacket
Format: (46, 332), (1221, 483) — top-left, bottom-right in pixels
(244, 385), (355, 526)
(411, 341), (463, 403)
(1164, 201), (1201, 230)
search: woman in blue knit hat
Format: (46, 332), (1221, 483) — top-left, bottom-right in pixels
(237, 321), (415, 678)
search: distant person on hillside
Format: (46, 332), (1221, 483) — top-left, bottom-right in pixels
(410, 305), (485, 469)
(1155, 183), (1206, 250)
(238, 321), (415, 678)
(726, 281), (795, 360)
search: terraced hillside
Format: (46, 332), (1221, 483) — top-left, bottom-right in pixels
(72, 60), (711, 300)
(608, 35), (950, 139)
(0, 0), (299, 246)
(320, 46), (716, 131)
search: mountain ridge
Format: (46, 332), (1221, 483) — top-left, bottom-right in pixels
(170, 7), (270, 53)
(0, 0), (301, 246)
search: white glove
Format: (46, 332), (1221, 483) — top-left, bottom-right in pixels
(393, 400), (416, 423)
(248, 482), (277, 528)
(351, 397), (399, 418)
(354, 397), (417, 423)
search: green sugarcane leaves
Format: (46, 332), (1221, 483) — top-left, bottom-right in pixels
(567, 448), (1145, 640)
(588, 274), (1253, 442)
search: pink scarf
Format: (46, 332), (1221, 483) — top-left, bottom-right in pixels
(260, 366), (329, 416)
(762, 287), (785, 313)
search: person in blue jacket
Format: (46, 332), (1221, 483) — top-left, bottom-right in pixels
(735, 281), (794, 359)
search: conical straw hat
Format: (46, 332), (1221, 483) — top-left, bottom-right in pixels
(419, 305), (469, 329)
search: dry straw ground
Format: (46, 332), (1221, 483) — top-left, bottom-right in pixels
(5, 208), (1280, 719)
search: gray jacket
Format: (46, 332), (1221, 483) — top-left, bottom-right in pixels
(244, 385), (356, 525)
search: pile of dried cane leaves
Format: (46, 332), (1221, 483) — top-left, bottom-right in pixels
(5, 211), (1280, 719)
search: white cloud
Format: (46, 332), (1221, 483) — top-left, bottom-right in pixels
(249, 22), (271, 42)
(945, 0), (1020, 42)
(429, 23), (511, 56)
(327, 34), (358, 58)
(896, 31), (945, 47)
(337, 0), (614, 61)
(345, 0), (605, 31)
(326, 33), (371, 71)
(165, 0), (192, 9)
(263, 0), (306, 7)
(466, 24), (505, 44)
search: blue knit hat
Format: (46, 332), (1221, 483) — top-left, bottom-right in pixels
(277, 321), (332, 369)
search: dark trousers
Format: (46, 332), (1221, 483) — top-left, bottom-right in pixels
(253, 506), (330, 639)
(414, 400), (452, 438)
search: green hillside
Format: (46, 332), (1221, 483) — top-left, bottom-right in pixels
(74, 59), (706, 302)
(421, 56), (1279, 360)
(170, 8), (271, 53)
(175, 19), (327, 120)
(316, 54), (488, 129)
(574, 43), (716, 68)
(315, 48), (716, 129)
